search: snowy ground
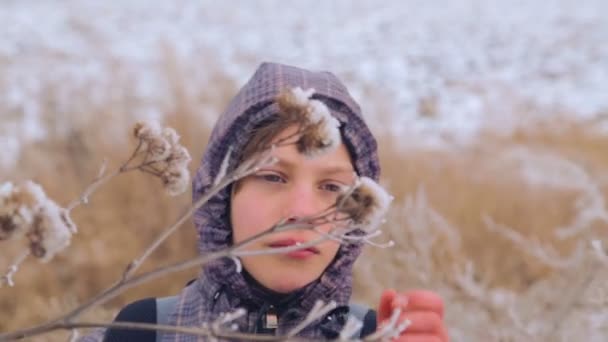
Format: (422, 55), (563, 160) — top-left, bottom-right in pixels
(1, 0), (607, 169)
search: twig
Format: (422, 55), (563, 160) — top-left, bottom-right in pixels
(363, 308), (408, 341)
(0, 250), (30, 287)
(68, 329), (79, 342)
(338, 316), (364, 341)
(122, 150), (277, 280)
(119, 139), (144, 171)
(482, 214), (585, 269)
(1, 132), (385, 341)
(65, 168), (120, 212)
(65, 138), (148, 213)
(545, 254), (600, 340)
(0, 218), (347, 340)
(5, 320), (309, 342)
(286, 301), (338, 338)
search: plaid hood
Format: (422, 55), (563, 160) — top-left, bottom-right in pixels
(163, 62), (380, 341)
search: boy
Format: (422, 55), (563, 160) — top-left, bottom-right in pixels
(87, 62), (447, 341)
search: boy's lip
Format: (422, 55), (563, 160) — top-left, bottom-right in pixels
(267, 238), (320, 254)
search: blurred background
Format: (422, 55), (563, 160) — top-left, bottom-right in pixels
(1, 1), (608, 341)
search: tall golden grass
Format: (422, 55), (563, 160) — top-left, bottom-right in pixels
(2, 61), (608, 340)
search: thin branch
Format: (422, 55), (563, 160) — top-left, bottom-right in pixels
(482, 214), (585, 269)
(5, 211), (364, 341)
(0, 250), (30, 288)
(286, 301), (337, 338)
(591, 239), (608, 265)
(122, 150), (277, 280)
(68, 329), (79, 342)
(0, 232), (340, 341)
(3, 320), (308, 342)
(338, 316), (363, 341)
(0, 219), (344, 340)
(363, 308), (408, 341)
(545, 257), (600, 340)
(65, 168), (120, 212)
(1, 128), (389, 341)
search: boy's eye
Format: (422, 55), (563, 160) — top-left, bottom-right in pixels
(320, 182), (343, 193)
(257, 173), (285, 183)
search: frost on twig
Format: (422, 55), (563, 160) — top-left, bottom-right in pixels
(277, 87), (341, 158)
(482, 214), (585, 269)
(124, 148), (277, 280)
(338, 316), (364, 340)
(1, 121), (193, 286)
(591, 239), (608, 265)
(209, 308), (247, 337)
(286, 300), (338, 338)
(1, 250), (29, 287)
(335, 177), (394, 234)
(495, 147), (608, 240)
(212, 146), (232, 187)
(131, 122), (192, 196)
(1, 181), (76, 286)
(0, 93), (396, 340)
(363, 307), (409, 341)
(0, 170), (395, 340)
(68, 329), (79, 342)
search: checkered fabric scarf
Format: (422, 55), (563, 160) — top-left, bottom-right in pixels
(162, 62), (380, 341)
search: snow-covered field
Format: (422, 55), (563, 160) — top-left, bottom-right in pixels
(1, 0), (607, 170)
(3, 2), (608, 341)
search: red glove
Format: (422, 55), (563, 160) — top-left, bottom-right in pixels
(376, 289), (449, 342)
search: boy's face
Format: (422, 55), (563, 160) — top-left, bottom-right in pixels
(230, 126), (356, 293)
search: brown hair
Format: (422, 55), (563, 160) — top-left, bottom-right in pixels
(232, 115), (297, 194)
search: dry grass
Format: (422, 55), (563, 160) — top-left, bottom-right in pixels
(2, 65), (608, 340)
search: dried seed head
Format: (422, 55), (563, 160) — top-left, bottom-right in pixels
(296, 115), (341, 158)
(133, 121), (162, 140)
(276, 86), (316, 122)
(1, 181), (42, 241)
(161, 167), (190, 196)
(130, 121), (192, 195)
(162, 127), (180, 146)
(146, 136), (172, 162)
(0, 181), (74, 261)
(168, 145), (192, 169)
(26, 201), (72, 262)
(132, 121), (191, 167)
(336, 177), (393, 232)
(0, 215), (18, 240)
(0, 182), (14, 199)
(276, 87), (342, 158)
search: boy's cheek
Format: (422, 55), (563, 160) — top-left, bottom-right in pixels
(231, 205), (280, 243)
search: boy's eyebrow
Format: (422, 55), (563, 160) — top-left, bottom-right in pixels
(273, 159), (354, 175)
(322, 166), (356, 176)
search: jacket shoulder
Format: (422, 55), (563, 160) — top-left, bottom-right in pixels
(104, 297), (157, 342)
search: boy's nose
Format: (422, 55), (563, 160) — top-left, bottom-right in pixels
(283, 185), (321, 221)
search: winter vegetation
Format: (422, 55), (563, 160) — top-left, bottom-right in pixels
(2, 1), (608, 341)
(1, 89), (399, 341)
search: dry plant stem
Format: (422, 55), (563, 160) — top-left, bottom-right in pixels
(0, 221), (336, 341)
(3, 321), (309, 342)
(66, 140), (145, 213)
(546, 258), (600, 340)
(65, 169), (120, 212)
(286, 301), (338, 338)
(363, 308), (404, 341)
(0, 250), (30, 287)
(122, 151), (276, 280)
(1, 150), (361, 340)
(68, 329), (79, 342)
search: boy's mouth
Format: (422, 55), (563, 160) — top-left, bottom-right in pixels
(267, 238), (320, 257)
